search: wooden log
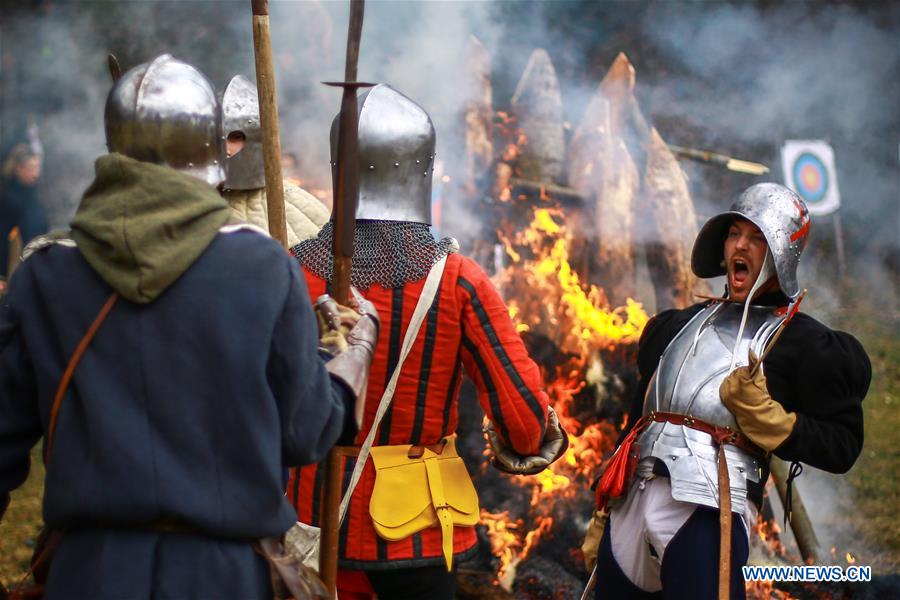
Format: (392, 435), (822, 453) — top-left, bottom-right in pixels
(594, 132), (639, 306)
(641, 126), (708, 309)
(463, 35), (494, 195)
(7, 226), (23, 278)
(511, 49), (565, 184)
(770, 457), (823, 564)
(567, 94), (610, 195)
(251, 0), (288, 248)
(567, 53), (641, 305)
(599, 52), (636, 137)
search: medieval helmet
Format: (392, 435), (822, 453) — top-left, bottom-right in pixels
(221, 74), (265, 191)
(330, 84), (435, 224)
(692, 182), (811, 299)
(105, 54), (225, 186)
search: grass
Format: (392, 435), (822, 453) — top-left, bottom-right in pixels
(0, 449), (45, 588)
(832, 293), (900, 573)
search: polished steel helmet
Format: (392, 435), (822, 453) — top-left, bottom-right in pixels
(105, 54), (225, 186)
(692, 183), (811, 299)
(221, 74), (264, 191)
(330, 84), (435, 224)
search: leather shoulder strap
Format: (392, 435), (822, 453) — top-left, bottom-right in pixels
(337, 254), (448, 524)
(44, 292), (119, 467)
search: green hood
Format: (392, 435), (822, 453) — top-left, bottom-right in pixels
(71, 153), (231, 303)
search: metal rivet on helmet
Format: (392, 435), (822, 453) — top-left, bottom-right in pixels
(329, 84), (435, 224)
(221, 74), (265, 191)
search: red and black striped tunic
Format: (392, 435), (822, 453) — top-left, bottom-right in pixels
(286, 251), (549, 569)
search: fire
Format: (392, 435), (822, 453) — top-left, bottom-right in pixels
(752, 513), (787, 558)
(480, 509), (557, 591)
(481, 509), (522, 581)
(495, 207), (648, 356)
(478, 202), (812, 598)
(477, 202), (648, 578)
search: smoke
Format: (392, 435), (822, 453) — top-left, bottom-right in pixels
(1, 0), (896, 573)
(636, 1), (899, 315)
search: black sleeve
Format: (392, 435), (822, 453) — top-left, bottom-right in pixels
(616, 303), (707, 445)
(763, 314), (870, 473)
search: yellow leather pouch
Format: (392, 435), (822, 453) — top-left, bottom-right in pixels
(368, 436), (479, 571)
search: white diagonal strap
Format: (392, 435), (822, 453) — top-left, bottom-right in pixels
(337, 253), (449, 524)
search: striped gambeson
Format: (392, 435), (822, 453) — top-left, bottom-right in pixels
(286, 251), (549, 569)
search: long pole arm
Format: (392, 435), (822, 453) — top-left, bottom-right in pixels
(251, 0), (288, 248)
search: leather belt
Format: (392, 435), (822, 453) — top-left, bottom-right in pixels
(646, 411), (765, 458)
(70, 518), (249, 541)
(334, 438), (449, 460)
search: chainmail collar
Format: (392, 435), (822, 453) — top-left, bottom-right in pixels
(291, 220), (458, 289)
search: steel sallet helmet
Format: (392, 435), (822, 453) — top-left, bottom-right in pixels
(330, 84), (435, 224)
(221, 74), (265, 191)
(105, 54), (225, 186)
(691, 182), (811, 299)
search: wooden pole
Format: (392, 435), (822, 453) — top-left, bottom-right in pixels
(6, 227), (22, 279)
(770, 457), (822, 564)
(251, 0), (288, 248)
(320, 4), (368, 597)
(832, 211), (847, 281)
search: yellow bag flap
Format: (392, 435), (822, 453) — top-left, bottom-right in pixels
(368, 437), (480, 535)
(435, 455), (479, 518)
(369, 462), (434, 528)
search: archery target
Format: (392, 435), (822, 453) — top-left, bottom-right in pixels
(781, 140), (840, 216)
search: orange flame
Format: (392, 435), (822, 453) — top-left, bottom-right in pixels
(479, 203), (648, 575)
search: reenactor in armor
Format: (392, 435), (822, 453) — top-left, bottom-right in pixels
(583, 183), (871, 599)
(0, 55), (376, 599)
(220, 74), (329, 244)
(286, 85), (567, 600)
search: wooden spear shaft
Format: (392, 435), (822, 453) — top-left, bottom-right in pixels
(251, 0), (288, 249)
(770, 457), (822, 563)
(320, 3), (368, 597)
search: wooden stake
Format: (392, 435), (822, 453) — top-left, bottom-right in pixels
(251, 0), (288, 248)
(770, 457), (822, 563)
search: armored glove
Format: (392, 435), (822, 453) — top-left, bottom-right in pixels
(581, 508), (609, 572)
(318, 292), (380, 430)
(720, 349), (797, 452)
(485, 406), (569, 475)
(315, 295), (363, 356)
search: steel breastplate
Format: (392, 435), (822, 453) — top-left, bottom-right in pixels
(635, 302), (784, 513)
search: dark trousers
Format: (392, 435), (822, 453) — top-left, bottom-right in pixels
(594, 507), (749, 600)
(366, 564), (457, 600)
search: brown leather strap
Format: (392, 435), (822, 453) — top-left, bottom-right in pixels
(646, 411), (765, 458)
(717, 444), (732, 600)
(45, 292), (119, 467)
(14, 293), (119, 598)
(71, 517), (209, 537)
(640, 411), (740, 599)
(333, 438), (449, 460)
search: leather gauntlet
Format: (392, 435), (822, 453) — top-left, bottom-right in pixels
(581, 508), (608, 572)
(720, 350), (797, 452)
(485, 406), (570, 475)
(322, 294), (380, 430)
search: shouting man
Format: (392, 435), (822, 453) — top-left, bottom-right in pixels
(585, 183), (870, 599)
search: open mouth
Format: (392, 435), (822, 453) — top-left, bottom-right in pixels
(732, 259), (750, 285)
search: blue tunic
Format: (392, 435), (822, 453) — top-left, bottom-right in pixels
(0, 228), (352, 598)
